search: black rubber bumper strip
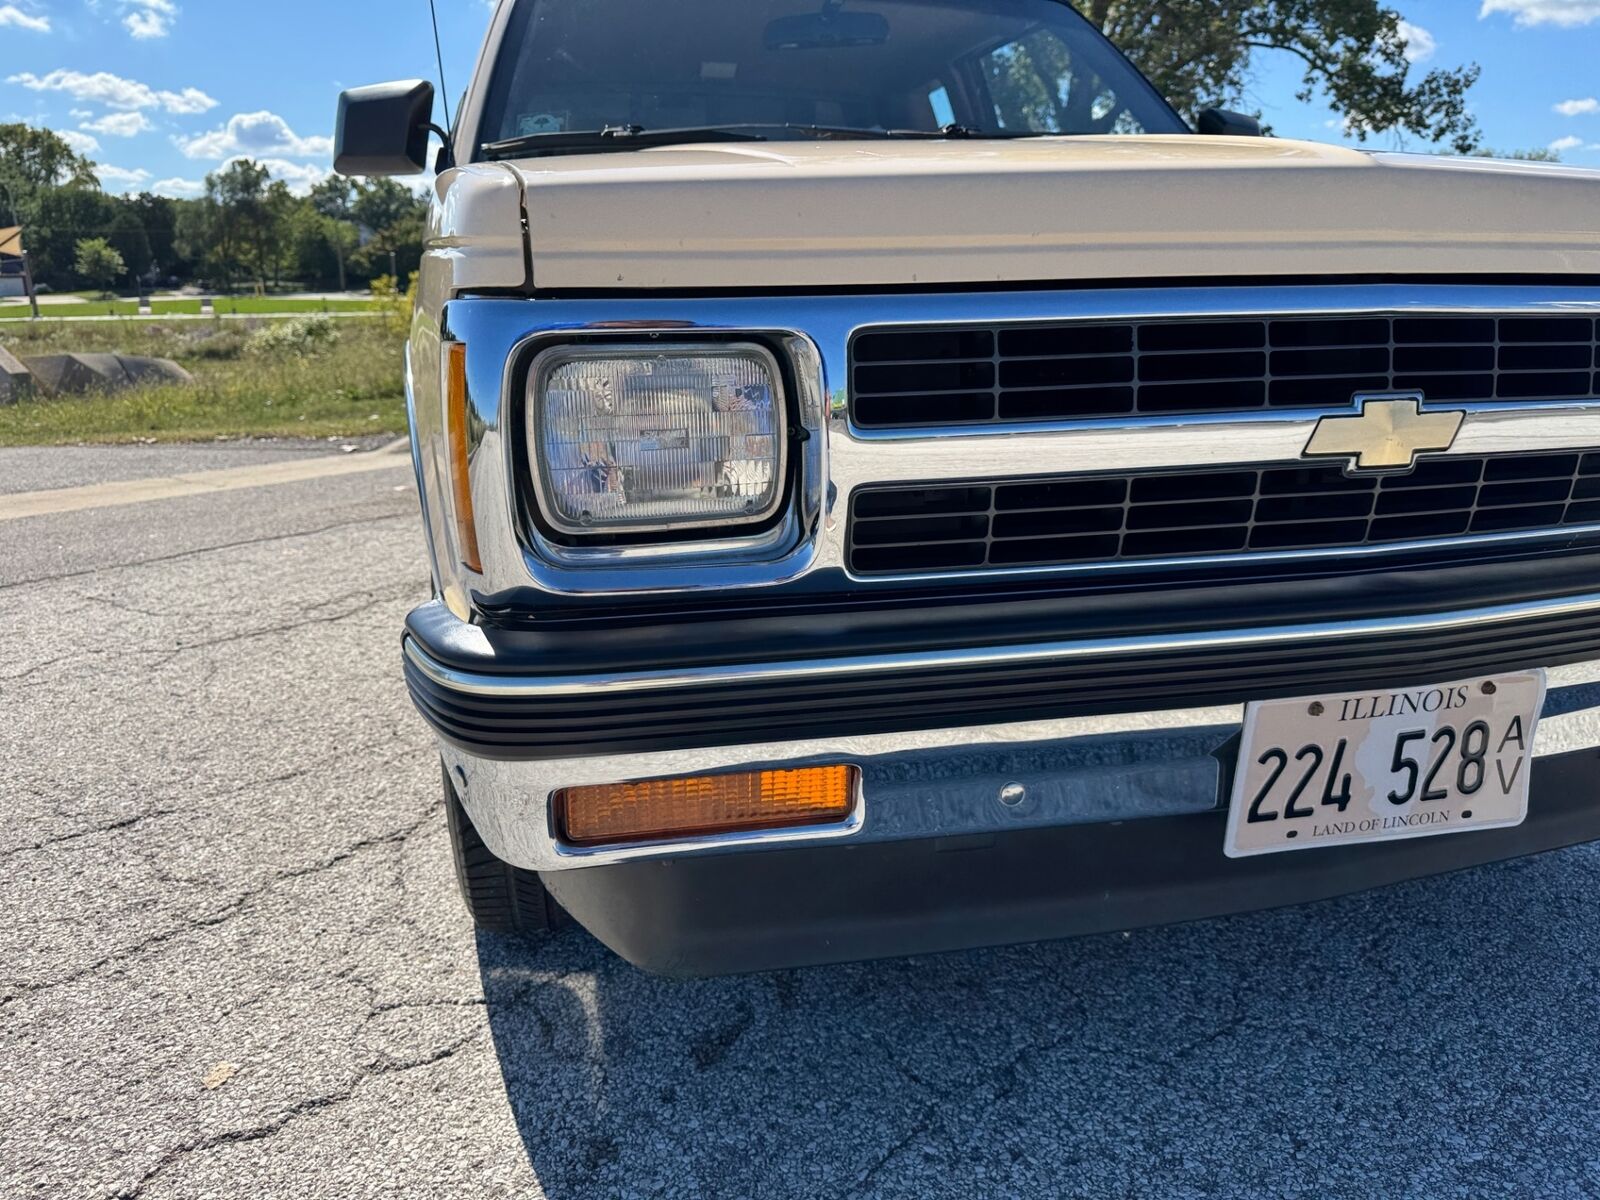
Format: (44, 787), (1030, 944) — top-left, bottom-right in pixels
(404, 598), (1600, 759)
(538, 746), (1600, 977)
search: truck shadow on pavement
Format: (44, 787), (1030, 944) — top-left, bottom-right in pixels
(478, 847), (1600, 1199)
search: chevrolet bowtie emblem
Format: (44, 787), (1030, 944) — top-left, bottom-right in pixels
(1302, 394), (1465, 473)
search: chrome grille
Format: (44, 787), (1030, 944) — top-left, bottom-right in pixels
(847, 453), (1600, 576)
(850, 316), (1600, 428)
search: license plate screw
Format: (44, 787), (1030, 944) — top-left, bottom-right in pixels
(1482, 681), (1498, 695)
(1308, 701), (1325, 716)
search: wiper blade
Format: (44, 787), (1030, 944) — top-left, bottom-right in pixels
(480, 124), (771, 159)
(479, 122), (1065, 160)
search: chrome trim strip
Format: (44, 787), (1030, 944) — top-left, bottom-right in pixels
(406, 587), (1600, 698)
(441, 283), (1600, 597)
(439, 657), (1600, 870)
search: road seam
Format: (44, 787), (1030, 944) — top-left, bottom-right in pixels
(0, 440), (412, 521)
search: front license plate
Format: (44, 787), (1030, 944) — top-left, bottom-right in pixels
(1225, 671), (1546, 858)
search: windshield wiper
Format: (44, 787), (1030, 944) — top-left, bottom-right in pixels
(480, 124), (771, 159)
(479, 122), (1066, 160)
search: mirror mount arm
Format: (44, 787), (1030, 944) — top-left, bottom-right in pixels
(427, 123), (455, 171)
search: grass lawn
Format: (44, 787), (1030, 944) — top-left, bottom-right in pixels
(0, 317), (408, 445)
(0, 297), (383, 320)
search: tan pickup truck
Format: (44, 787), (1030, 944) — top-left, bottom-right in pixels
(336, 0), (1600, 975)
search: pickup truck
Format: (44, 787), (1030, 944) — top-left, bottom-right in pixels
(336, 0), (1600, 976)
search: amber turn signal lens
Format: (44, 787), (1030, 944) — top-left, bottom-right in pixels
(445, 341), (483, 573)
(556, 766), (858, 847)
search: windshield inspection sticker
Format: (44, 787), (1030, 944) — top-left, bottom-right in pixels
(518, 113), (566, 135)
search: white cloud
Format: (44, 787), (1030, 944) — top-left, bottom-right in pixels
(58, 129), (101, 155)
(96, 164), (153, 189)
(6, 69), (217, 114)
(235, 156), (331, 195)
(1479, 0), (1600, 27)
(1555, 97), (1600, 116)
(83, 110), (154, 137)
(152, 176), (204, 198)
(177, 111), (333, 161)
(0, 4), (49, 32)
(122, 0), (177, 39)
(158, 87), (216, 115)
(1396, 20), (1436, 62)
(1549, 135), (1586, 151)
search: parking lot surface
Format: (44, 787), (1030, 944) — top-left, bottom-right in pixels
(3, 444), (1600, 1198)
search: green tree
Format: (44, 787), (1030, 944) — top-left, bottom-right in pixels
(1085, 1), (1481, 153)
(122, 193), (186, 280)
(350, 178), (428, 286)
(261, 179), (297, 288)
(104, 202), (153, 283)
(350, 178), (420, 238)
(0, 123), (99, 216)
(173, 195), (220, 288)
(28, 186), (115, 286)
(309, 175), (358, 291)
(199, 159), (273, 290)
(74, 236), (126, 296)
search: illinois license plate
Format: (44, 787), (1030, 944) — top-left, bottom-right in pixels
(1224, 671), (1546, 858)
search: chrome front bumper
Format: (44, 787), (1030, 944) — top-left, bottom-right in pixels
(420, 636), (1600, 874)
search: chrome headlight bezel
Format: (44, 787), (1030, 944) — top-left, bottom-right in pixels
(524, 340), (793, 545)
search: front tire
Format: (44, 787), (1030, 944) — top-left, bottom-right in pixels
(443, 763), (560, 935)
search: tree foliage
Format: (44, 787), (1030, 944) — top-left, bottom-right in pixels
(74, 237), (126, 296)
(1081, 0), (1481, 153)
(0, 123), (99, 214)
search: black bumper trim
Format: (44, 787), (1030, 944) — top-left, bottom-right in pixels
(540, 746), (1600, 977)
(406, 600), (1600, 759)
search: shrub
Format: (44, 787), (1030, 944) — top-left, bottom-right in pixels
(245, 314), (340, 357)
(369, 275), (417, 336)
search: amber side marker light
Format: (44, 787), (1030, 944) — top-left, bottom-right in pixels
(445, 341), (483, 573)
(556, 766), (859, 848)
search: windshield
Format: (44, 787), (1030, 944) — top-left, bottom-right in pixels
(476, 0), (1186, 156)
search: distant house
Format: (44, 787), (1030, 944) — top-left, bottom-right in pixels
(0, 227), (24, 299)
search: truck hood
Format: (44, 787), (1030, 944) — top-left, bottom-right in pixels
(494, 135), (1600, 292)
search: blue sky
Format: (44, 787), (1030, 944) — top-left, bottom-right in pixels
(1, 0), (1598, 198)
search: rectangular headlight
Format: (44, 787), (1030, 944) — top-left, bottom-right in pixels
(528, 343), (787, 537)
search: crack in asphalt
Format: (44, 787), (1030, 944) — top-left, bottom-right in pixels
(0, 736), (413, 863)
(850, 1104), (941, 1198)
(0, 807), (179, 862)
(0, 511), (411, 593)
(112, 1027), (483, 1200)
(0, 791), (440, 1011)
(1, 582), (419, 684)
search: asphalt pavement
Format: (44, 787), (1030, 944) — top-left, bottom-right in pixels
(4, 442), (1600, 1198)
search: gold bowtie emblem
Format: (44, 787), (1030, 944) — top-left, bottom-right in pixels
(1302, 395), (1465, 473)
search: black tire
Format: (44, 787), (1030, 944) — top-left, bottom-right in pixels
(443, 762), (560, 935)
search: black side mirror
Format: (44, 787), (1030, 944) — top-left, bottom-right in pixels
(335, 79), (436, 176)
(1196, 108), (1263, 138)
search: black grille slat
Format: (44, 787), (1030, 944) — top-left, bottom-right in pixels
(851, 314), (1600, 428)
(848, 452), (1600, 576)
